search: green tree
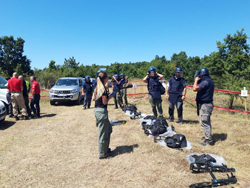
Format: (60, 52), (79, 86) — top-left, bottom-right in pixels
(0, 36), (33, 77)
(202, 29), (250, 108)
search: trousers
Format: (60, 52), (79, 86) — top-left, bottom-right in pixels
(200, 103), (214, 142)
(148, 94), (163, 117)
(168, 97), (183, 121)
(6, 92), (13, 115)
(83, 96), (91, 108)
(120, 89), (128, 105)
(11, 92), (28, 117)
(30, 94), (40, 116)
(95, 108), (112, 158)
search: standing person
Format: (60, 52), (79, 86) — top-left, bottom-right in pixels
(30, 76), (41, 118)
(119, 73), (128, 106)
(143, 66), (164, 117)
(94, 71), (114, 159)
(82, 75), (93, 110)
(165, 68), (187, 124)
(193, 68), (214, 146)
(19, 75), (32, 116)
(4, 82), (13, 118)
(112, 74), (122, 109)
(7, 72), (28, 121)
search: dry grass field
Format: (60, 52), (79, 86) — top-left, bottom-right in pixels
(0, 85), (249, 188)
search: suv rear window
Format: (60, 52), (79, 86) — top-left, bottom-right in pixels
(56, 79), (78, 86)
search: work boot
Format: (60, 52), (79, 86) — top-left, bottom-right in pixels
(83, 107), (86, 110)
(200, 139), (213, 146)
(176, 120), (183, 124)
(167, 117), (174, 122)
(114, 107), (118, 109)
(23, 116), (29, 120)
(31, 114), (37, 119)
(15, 116), (19, 121)
(9, 114), (14, 118)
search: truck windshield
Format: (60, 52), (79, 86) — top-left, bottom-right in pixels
(56, 79), (78, 86)
(0, 76), (7, 89)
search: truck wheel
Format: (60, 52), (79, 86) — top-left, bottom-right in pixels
(50, 101), (55, 105)
(75, 94), (81, 105)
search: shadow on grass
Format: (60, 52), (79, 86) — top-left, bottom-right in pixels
(182, 120), (199, 124)
(112, 144), (139, 157)
(213, 133), (227, 144)
(40, 113), (57, 118)
(0, 121), (16, 130)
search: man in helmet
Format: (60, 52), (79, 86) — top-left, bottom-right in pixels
(82, 75), (93, 110)
(143, 66), (164, 117)
(112, 74), (122, 109)
(119, 73), (128, 106)
(193, 68), (214, 146)
(165, 68), (187, 124)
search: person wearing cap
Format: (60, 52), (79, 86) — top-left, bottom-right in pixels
(7, 72), (28, 120)
(119, 73), (128, 106)
(112, 74), (122, 109)
(18, 75), (32, 117)
(30, 76), (41, 118)
(165, 68), (187, 124)
(82, 75), (93, 110)
(143, 66), (164, 117)
(193, 68), (214, 146)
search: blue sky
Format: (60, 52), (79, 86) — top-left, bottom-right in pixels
(2, 0), (250, 69)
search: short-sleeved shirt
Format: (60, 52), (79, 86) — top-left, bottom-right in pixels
(31, 80), (40, 94)
(95, 91), (108, 108)
(82, 82), (93, 97)
(198, 80), (209, 90)
(8, 77), (23, 92)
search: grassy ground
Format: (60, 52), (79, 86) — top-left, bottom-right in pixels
(0, 85), (249, 188)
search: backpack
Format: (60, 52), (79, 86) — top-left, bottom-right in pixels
(148, 117), (168, 136)
(165, 134), (187, 148)
(154, 116), (168, 127)
(192, 154), (216, 165)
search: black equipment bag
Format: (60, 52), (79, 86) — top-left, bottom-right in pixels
(159, 82), (166, 95)
(192, 154), (216, 165)
(149, 117), (168, 136)
(165, 134), (187, 148)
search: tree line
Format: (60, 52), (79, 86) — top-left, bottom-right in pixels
(1, 29), (250, 108)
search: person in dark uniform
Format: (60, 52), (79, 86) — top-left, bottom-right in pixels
(5, 82), (13, 118)
(193, 68), (214, 146)
(82, 75), (93, 110)
(19, 75), (32, 116)
(112, 74), (122, 109)
(30, 76), (41, 118)
(165, 68), (187, 123)
(94, 71), (114, 159)
(119, 73), (128, 106)
(143, 66), (164, 117)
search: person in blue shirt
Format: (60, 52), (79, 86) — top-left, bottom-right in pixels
(193, 68), (214, 146)
(119, 73), (128, 106)
(143, 66), (164, 117)
(165, 68), (187, 124)
(112, 74), (122, 109)
(82, 75), (93, 110)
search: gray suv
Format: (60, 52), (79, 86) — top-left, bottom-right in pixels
(49, 77), (84, 105)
